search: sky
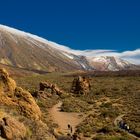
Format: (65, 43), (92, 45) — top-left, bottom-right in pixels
(0, 0), (140, 64)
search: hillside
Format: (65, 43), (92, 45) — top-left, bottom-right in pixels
(0, 25), (84, 72)
(0, 25), (139, 72)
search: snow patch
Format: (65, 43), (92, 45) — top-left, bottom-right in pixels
(115, 57), (130, 67)
(91, 56), (108, 63)
(80, 63), (86, 69)
(108, 64), (118, 71)
(63, 53), (74, 59)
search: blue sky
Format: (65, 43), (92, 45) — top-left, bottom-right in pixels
(0, 0), (140, 63)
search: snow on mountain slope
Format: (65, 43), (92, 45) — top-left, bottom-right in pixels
(0, 25), (73, 52)
(0, 24), (138, 72)
(88, 56), (137, 71)
(0, 25), (87, 72)
(62, 52), (74, 59)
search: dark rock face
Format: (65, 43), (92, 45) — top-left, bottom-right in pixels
(71, 76), (91, 95)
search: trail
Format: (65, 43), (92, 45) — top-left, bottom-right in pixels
(49, 101), (83, 134)
(50, 101), (140, 140)
(114, 114), (124, 126)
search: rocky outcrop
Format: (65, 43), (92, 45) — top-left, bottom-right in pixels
(0, 68), (16, 96)
(0, 68), (41, 120)
(39, 81), (63, 96)
(71, 76), (91, 95)
(14, 87), (41, 119)
(0, 115), (26, 140)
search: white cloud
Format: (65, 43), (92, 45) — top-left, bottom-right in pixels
(95, 49), (140, 64)
(50, 42), (140, 64)
(48, 40), (140, 64)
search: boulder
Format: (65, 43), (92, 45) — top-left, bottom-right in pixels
(0, 116), (26, 140)
(71, 76), (91, 95)
(0, 68), (16, 96)
(39, 81), (63, 96)
(14, 87), (41, 120)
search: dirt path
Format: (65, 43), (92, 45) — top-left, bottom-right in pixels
(114, 114), (124, 126)
(49, 101), (83, 134)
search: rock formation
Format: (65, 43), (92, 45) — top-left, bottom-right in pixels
(39, 81), (63, 96)
(0, 114), (26, 140)
(0, 68), (57, 139)
(71, 76), (91, 95)
(14, 87), (41, 119)
(0, 68), (41, 120)
(0, 68), (16, 96)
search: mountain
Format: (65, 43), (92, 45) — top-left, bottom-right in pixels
(0, 25), (87, 72)
(0, 25), (138, 72)
(88, 56), (138, 71)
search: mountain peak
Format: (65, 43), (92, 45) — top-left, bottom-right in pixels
(89, 56), (135, 71)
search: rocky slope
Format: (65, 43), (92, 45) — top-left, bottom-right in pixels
(0, 24), (138, 71)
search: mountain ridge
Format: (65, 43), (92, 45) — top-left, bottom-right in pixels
(0, 24), (139, 72)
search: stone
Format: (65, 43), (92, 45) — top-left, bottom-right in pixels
(0, 68), (16, 96)
(71, 76), (91, 95)
(0, 116), (26, 140)
(39, 81), (63, 96)
(0, 68), (41, 120)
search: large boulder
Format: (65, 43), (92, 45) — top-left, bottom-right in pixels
(71, 76), (91, 95)
(14, 87), (41, 119)
(39, 81), (63, 96)
(0, 115), (26, 140)
(0, 68), (16, 96)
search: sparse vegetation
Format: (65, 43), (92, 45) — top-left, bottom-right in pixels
(7, 72), (140, 139)
(61, 96), (91, 112)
